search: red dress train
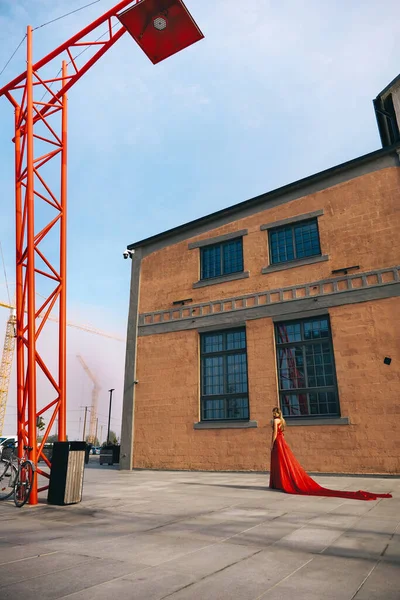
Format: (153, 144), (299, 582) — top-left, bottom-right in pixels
(269, 422), (392, 501)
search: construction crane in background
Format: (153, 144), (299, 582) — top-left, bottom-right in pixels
(0, 306), (16, 436)
(0, 298), (123, 436)
(0, 299), (124, 341)
(76, 355), (101, 445)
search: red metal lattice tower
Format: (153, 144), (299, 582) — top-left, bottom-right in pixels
(0, 0), (203, 504)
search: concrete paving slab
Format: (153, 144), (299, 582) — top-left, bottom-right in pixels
(0, 542), (64, 564)
(277, 510), (322, 525)
(160, 546), (313, 600)
(364, 501), (400, 519)
(162, 541), (261, 579)
(0, 557), (147, 600)
(186, 518), (273, 541)
(327, 534), (392, 562)
(352, 561), (400, 600)
(144, 521), (227, 544)
(54, 567), (197, 600)
(74, 531), (214, 567)
(0, 463), (398, 600)
(382, 537), (400, 565)
(45, 513), (175, 540)
(0, 551), (94, 587)
(1, 525), (75, 546)
(257, 555), (381, 600)
(276, 524), (344, 553)
(350, 516), (399, 536)
(222, 519), (302, 548)
(308, 513), (360, 529)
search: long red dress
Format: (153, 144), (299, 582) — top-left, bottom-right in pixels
(269, 421), (392, 501)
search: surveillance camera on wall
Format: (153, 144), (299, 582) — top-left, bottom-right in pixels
(123, 249), (135, 259)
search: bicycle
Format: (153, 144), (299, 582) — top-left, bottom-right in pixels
(0, 444), (36, 507)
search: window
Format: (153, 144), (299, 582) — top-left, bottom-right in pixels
(269, 219), (321, 265)
(200, 328), (249, 421)
(201, 238), (243, 280)
(275, 317), (339, 418)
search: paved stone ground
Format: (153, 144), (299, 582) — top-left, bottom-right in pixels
(0, 459), (399, 600)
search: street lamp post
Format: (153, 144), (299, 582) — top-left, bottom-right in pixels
(107, 389), (115, 445)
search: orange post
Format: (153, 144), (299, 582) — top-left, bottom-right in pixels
(58, 61), (68, 442)
(26, 27), (38, 505)
(14, 106), (24, 461)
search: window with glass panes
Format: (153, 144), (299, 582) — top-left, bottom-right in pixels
(269, 218), (321, 265)
(275, 317), (339, 418)
(201, 238), (243, 280)
(200, 328), (249, 421)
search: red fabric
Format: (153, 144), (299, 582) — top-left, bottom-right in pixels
(269, 423), (392, 501)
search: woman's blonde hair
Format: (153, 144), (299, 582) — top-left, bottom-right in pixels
(272, 406), (286, 430)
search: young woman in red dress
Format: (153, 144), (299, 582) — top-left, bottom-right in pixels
(269, 407), (392, 501)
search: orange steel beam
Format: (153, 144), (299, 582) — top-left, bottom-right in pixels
(0, 0), (135, 102)
(58, 60), (67, 445)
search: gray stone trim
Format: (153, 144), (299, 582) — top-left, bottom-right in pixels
(120, 248), (142, 471)
(260, 209), (324, 231)
(286, 417), (350, 426)
(194, 420), (258, 430)
(193, 270), (250, 289)
(197, 321), (246, 333)
(138, 266), (400, 336)
(262, 254), (329, 274)
(188, 229), (248, 249)
(128, 149), (399, 258)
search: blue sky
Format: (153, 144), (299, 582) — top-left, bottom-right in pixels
(0, 0), (399, 439)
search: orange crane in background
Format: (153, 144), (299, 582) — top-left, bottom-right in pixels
(0, 298), (123, 436)
(76, 354), (101, 445)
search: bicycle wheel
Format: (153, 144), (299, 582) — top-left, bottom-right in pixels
(0, 459), (17, 501)
(14, 461), (35, 508)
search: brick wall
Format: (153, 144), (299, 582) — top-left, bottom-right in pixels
(139, 167), (400, 313)
(133, 297), (400, 474)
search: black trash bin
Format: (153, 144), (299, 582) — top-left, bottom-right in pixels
(48, 441), (86, 506)
(112, 445), (120, 464)
(99, 447), (113, 465)
(99, 445), (120, 465)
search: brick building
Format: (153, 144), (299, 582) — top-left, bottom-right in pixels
(120, 76), (400, 475)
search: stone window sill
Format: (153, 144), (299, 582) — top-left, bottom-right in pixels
(262, 254), (329, 274)
(193, 270), (250, 289)
(194, 420), (258, 430)
(286, 417), (349, 426)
